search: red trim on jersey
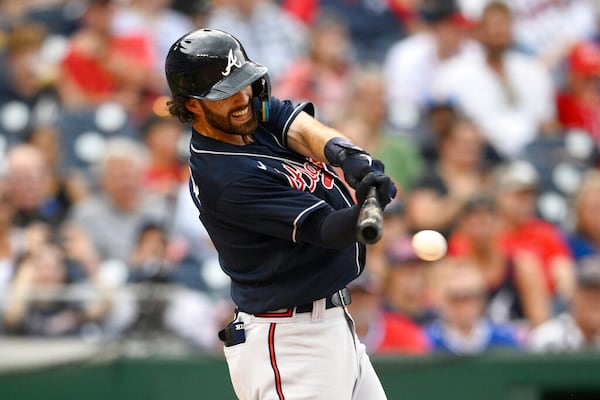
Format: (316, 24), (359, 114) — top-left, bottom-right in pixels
(268, 323), (285, 400)
(254, 308), (294, 318)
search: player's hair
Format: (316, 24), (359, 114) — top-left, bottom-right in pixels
(167, 95), (195, 124)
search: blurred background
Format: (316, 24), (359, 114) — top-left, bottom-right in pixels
(1, 0), (600, 398)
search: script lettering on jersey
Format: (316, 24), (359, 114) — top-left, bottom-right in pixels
(277, 160), (334, 192)
(222, 48), (243, 76)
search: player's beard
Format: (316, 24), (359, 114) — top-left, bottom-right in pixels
(199, 100), (258, 136)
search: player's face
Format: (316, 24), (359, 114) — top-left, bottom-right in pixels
(198, 86), (257, 136)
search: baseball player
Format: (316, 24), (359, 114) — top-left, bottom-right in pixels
(165, 28), (396, 399)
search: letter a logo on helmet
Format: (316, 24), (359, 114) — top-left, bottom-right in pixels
(165, 29), (269, 102)
(222, 49), (244, 77)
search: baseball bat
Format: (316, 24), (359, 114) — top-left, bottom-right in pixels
(356, 186), (383, 244)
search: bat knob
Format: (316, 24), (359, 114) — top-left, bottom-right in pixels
(358, 223), (381, 244)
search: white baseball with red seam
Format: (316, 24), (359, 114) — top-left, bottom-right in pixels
(411, 230), (447, 261)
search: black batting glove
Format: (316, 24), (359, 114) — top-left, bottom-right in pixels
(324, 137), (385, 189)
(355, 172), (397, 209)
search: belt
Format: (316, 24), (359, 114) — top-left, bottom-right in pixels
(242, 287), (352, 317)
(295, 287), (351, 313)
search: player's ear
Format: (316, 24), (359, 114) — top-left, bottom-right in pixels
(185, 98), (203, 115)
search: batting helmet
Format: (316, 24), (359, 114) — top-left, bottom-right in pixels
(165, 29), (271, 121)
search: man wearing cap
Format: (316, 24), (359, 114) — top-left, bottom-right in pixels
(430, 1), (556, 158)
(529, 255), (600, 352)
(556, 40), (600, 142)
(493, 160), (576, 318)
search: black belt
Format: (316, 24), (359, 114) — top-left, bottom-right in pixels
(295, 287), (351, 313)
(221, 290), (351, 346)
(240, 287), (352, 317)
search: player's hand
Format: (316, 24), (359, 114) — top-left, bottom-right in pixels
(324, 137), (385, 189)
(355, 172), (397, 209)
(340, 156), (385, 189)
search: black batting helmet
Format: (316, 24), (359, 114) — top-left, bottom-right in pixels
(165, 29), (271, 120)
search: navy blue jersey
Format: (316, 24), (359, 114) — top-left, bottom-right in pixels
(188, 97), (365, 313)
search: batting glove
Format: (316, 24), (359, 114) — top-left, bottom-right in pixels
(355, 172), (397, 209)
(324, 137), (385, 189)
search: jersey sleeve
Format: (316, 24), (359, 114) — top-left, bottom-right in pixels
(259, 97), (314, 148)
(215, 175), (328, 243)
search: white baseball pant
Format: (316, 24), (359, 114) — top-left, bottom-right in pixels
(222, 302), (387, 399)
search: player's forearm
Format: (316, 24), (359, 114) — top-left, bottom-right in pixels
(299, 206), (361, 249)
(287, 111), (347, 162)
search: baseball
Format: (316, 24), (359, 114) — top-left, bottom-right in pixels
(411, 230), (447, 261)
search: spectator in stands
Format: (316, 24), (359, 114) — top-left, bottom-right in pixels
(3, 240), (111, 336)
(430, 1), (556, 159)
(27, 126), (89, 216)
(382, 0), (477, 131)
(128, 221), (173, 283)
(205, 0), (308, 83)
(273, 12), (357, 125)
(0, 23), (61, 144)
(529, 255), (600, 352)
(416, 99), (460, 161)
(57, 0), (161, 115)
(382, 236), (436, 325)
(567, 170), (600, 262)
(139, 114), (187, 198)
(125, 219), (222, 351)
(426, 258), (520, 354)
(7, 144), (67, 229)
(493, 160), (576, 310)
(59, 222), (102, 282)
(68, 137), (168, 263)
(448, 194), (550, 327)
(347, 271), (430, 355)
(406, 117), (491, 235)
(337, 67), (425, 192)
(556, 41), (600, 143)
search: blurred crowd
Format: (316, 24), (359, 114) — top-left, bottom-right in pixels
(1, 0), (600, 357)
